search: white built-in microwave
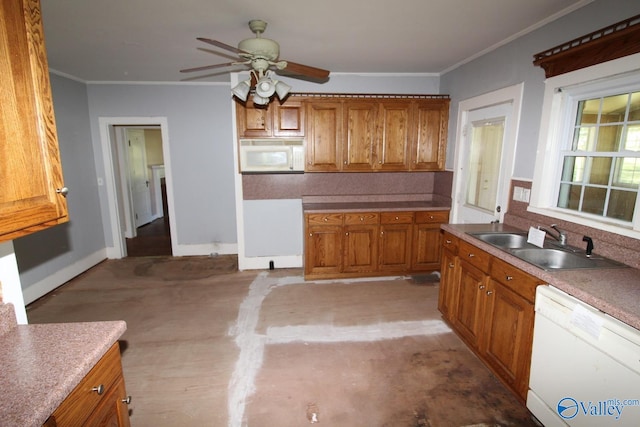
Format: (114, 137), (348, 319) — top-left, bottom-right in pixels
(239, 139), (305, 173)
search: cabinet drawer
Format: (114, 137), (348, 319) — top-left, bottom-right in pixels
(51, 343), (122, 426)
(344, 212), (379, 225)
(490, 257), (543, 303)
(306, 213), (343, 225)
(441, 231), (459, 254)
(380, 211), (414, 224)
(415, 210), (449, 224)
(458, 240), (491, 273)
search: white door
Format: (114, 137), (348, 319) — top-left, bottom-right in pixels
(127, 129), (153, 228)
(452, 84), (523, 224)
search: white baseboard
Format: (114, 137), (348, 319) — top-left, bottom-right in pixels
(238, 255), (303, 271)
(173, 242), (238, 257)
(22, 249), (107, 305)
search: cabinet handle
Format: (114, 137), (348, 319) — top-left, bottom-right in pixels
(92, 384), (105, 395)
(309, 233), (312, 237)
(506, 275), (514, 281)
(479, 285), (485, 290)
(395, 216), (399, 220)
(122, 396), (132, 405)
(448, 263), (454, 268)
(56, 187), (69, 197)
(486, 291), (493, 296)
(345, 232), (349, 236)
(445, 239), (452, 244)
(359, 217), (364, 221)
(429, 215), (434, 220)
(323, 218), (328, 222)
(468, 253), (475, 258)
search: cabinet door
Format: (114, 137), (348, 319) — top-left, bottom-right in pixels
(0, 0), (69, 242)
(378, 224), (412, 272)
(343, 224), (378, 273)
(453, 261), (488, 348)
(273, 100), (305, 137)
(412, 224), (443, 271)
(343, 101), (377, 171)
(306, 101), (343, 171)
(411, 100), (449, 171)
(236, 100), (272, 137)
(342, 101), (378, 171)
(377, 101), (411, 170)
(305, 224), (343, 275)
(438, 248), (458, 319)
(482, 279), (534, 402)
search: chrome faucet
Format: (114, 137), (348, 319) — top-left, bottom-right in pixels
(539, 224), (567, 246)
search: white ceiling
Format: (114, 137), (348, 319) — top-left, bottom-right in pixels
(40, 0), (591, 83)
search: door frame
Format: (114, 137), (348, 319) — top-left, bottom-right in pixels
(451, 83), (524, 224)
(98, 117), (176, 258)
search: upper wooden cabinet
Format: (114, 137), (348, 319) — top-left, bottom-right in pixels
(304, 96), (449, 172)
(236, 99), (305, 138)
(0, 0), (69, 243)
(305, 101), (343, 172)
(412, 100), (449, 170)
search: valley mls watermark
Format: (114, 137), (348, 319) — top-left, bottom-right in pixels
(557, 397), (640, 421)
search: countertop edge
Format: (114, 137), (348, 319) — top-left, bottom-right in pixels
(441, 223), (640, 331)
(0, 320), (127, 427)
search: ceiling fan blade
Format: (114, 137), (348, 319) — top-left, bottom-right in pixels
(197, 38), (249, 55)
(180, 62), (238, 73)
(282, 61), (330, 79)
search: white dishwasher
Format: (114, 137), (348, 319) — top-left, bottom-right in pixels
(527, 285), (640, 426)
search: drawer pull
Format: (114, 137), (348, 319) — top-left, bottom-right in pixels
(468, 253), (475, 258)
(506, 275), (514, 281)
(359, 217), (364, 221)
(92, 384), (105, 395)
(445, 239), (452, 244)
(479, 285), (485, 290)
(429, 215), (434, 219)
(486, 290), (493, 296)
(323, 218), (328, 222)
(448, 263), (454, 268)
(122, 396), (132, 405)
(395, 216), (399, 220)
(345, 232), (349, 236)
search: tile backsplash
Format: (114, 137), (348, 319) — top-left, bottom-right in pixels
(504, 179), (640, 269)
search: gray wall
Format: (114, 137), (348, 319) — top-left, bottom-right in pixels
(15, 75), (104, 291)
(86, 83), (237, 247)
(440, 0), (640, 178)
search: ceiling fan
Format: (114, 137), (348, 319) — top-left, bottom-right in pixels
(181, 20), (330, 105)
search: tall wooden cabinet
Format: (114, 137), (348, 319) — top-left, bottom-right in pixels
(0, 0), (69, 243)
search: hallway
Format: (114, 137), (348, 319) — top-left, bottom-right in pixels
(125, 218), (171, 257)
(26, 257), (536, 426)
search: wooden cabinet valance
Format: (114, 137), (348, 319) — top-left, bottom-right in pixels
(533, 13), (640, 78)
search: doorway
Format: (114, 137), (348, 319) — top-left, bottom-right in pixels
(98, 117), (176, 258)
(452, 84), (524, 224)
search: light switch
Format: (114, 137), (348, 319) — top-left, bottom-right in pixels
(513, 186), (523, 201)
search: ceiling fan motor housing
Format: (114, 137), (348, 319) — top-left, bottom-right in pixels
(238, 37), (280, 61)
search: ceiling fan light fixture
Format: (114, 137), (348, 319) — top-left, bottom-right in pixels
(255, 75), (276, 98)
(231, 80), (251, 101)
(252, 93), (270, 105)
(274, 80), (291, 100)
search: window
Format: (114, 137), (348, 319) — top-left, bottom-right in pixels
(529, 54), (640, 238)
(558, 91), (640, 222)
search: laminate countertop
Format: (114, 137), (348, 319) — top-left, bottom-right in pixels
(442, 223), (640, 331)
(302, 194), (451, 213)
(0, 303), (127, 427)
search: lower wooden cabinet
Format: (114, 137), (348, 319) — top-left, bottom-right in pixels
(45, 343), (131, 427)
(439, 232), (543, 403)
(305, 209), (448, 280)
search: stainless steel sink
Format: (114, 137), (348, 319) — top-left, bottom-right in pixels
(509, 248), (627, 271)
(469, 232), (533, 249)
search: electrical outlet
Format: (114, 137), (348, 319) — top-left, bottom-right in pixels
(522, 189), (531, 203)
